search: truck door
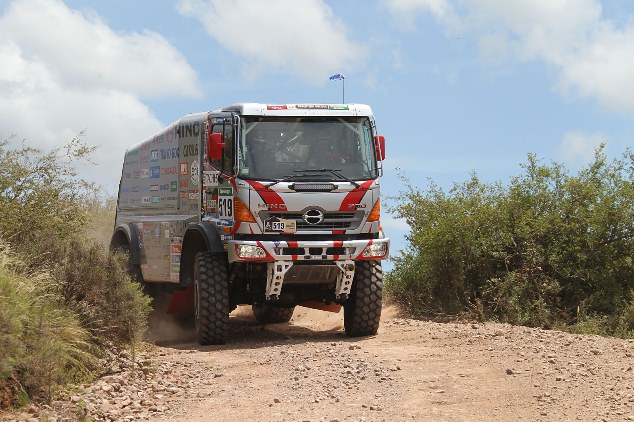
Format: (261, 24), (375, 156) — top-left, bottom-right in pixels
(203, 113), (237, 223)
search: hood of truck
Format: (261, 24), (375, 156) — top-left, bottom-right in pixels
(233, 179), (381, 235)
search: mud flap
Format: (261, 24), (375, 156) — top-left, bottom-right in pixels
(299, 301), (342, 313)
(166, 285), (195, 315)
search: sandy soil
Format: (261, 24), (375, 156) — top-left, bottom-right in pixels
(4, 304), (634, 422)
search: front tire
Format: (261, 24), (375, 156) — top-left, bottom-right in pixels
(344, 260), (383, 337)
(194, 252), (230, 345)
(252, 304), (295, 324)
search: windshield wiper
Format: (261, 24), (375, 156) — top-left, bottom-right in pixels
(263, 171), (322, 188)
(263, 168), (361, 189)
(309, 168), (361, 188)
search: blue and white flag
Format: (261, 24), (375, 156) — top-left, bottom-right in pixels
(329, 73), (345, 81)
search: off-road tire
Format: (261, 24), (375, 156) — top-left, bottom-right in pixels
(194, 252), (230, 345)
(344, 260), (383, 337)
(252, 304), (295, 324)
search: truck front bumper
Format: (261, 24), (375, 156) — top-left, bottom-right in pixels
(227, 238), (389, 263)
(227, 238), (389, 301)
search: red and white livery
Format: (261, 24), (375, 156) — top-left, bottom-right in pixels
(112, 103), (389, 345)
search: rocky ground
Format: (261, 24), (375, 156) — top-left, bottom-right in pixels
(2, 305), (634, 421)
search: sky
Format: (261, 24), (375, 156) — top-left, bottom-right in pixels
(1, 0), (634, 259)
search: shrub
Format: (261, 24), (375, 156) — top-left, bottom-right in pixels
(51, 240), (151, 345)
(0, 134), (100, 264)
(0, 246), (95, 404)
(387, 147), (634, 336)
(0, 136), (151, 407)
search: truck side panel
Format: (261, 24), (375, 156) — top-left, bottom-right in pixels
(116, 113), (206, 283)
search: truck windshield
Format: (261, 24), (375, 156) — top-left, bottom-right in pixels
(237, 117), (378, 182)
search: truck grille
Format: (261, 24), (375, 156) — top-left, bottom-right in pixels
(281, 246), (353, 256)
(260, 211), (363, 231)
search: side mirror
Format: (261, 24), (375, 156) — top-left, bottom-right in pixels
(207, 132), (225, 161)
(374, 135), (385, 160)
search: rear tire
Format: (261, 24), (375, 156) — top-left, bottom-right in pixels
(194, 252), (230, 345)
(344, 260), (383, 337)
(252, 304), (295, 324)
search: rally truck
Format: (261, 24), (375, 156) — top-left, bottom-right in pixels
(111, 103), (389, 345)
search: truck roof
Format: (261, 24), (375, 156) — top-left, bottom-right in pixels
(217, 103), (374, 117)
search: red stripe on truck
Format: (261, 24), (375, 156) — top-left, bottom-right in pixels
(339, 180), (374, 211)
(246, 180), (287, 210)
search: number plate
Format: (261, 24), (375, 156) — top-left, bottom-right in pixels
(217, 187), (233, 219)
(265, 218), (296, 233)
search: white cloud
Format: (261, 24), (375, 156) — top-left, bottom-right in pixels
(558, 131), (606, 167)
(559, 23), (634, 111)
(177, 0), (367, 85)
(381, 0), (458, 30)
(0, 0), (200, 189)
(384, 0), (634, 114)
(0, 0), (199, 98)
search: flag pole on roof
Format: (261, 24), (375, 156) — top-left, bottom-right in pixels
(329, 73), (345, 103)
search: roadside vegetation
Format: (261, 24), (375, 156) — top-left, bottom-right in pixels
(386, 146), (634, 338)
(0, 136), (150, 409)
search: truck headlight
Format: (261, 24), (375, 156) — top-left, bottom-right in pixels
(361, 242), (387, 258)
(236, 244), (267, 259)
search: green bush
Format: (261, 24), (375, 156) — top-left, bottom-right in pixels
(387, 147), (634, 336)
(0, 136), (151, 407)
(51, 240), (151, 345)
(0, 246), (95, 404)
(0, 134), (96, 258)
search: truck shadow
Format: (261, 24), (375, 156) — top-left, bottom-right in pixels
(146, 302), (371, 351)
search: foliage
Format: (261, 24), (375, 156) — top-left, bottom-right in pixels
(51, 241), (151, 345)
(0, 133), (96, 259)
(386, 147), (634, 336)
(0, 246), (96, 404)
(0, 136), (150, 407)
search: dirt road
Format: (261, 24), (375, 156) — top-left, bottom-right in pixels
(7, 305), (634, 421)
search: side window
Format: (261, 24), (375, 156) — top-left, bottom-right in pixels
(209, 119), (234, 175)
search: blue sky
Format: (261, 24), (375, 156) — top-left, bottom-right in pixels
(1, 0), (634, 258)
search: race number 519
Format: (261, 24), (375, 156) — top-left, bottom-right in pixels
(217, 187), (233, 219)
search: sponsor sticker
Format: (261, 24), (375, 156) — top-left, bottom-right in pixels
(190, 161), (199, 184)
(141, 169), (150, 178)
(203, 170), (220, 187)
(179, 162), (188, 176)
(150, 150), (159, 162)
(161, 166), (177, 176)
(170, 181), (177, 192)
(150, 166), (160, 178)
(150, 185), (159, 192)
(141, 196), (150, 204)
